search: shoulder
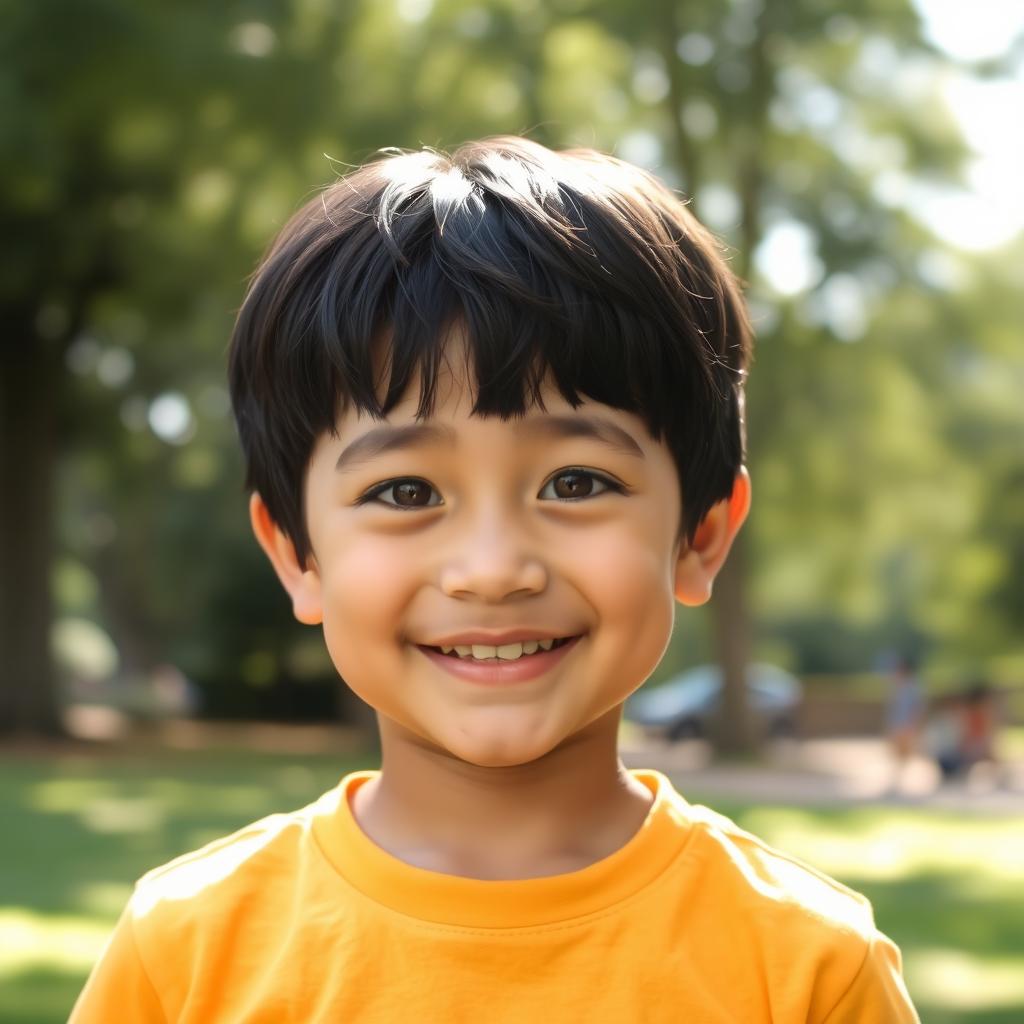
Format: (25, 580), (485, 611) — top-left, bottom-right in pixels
(78, 785), (356, 1022)
(127, 785), (341, 942)
(679, 798), (876, 940)
(663, 793), (918, 1019)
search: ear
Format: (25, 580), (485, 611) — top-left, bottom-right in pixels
(249, 493), (323, 625)
(674, 468), (751, 607)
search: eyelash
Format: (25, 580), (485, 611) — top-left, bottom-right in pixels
(354, 468), (627, 509)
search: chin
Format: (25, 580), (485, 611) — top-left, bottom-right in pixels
(446, 735), (559, 770)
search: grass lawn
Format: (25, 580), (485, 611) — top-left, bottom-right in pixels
(2, 746), (1022, 1023)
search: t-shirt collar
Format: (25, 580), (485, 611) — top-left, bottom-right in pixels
(311, 768), (695, 928)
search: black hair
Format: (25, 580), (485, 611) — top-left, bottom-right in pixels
(229, 136), (752, 565)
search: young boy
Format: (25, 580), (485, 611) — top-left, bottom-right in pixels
(71, 137), (919, 1022)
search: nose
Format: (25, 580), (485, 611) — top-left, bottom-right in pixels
(439, 510), (548, 603)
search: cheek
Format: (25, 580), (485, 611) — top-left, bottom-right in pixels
(317, 537), (417, 658)
(603, 548), (675, 665)
(561, 520), (677, 664)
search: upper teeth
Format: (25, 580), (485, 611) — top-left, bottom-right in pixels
(440, 639), (558, 660)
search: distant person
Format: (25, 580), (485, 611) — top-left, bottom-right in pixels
(70, 139), (918, 1021)
(885, 655), (926, 767)
(960, 682), (999, 771)
(925, 682), (1000, 783)
(924, 692), (965, 780)
(150, 663), (201, 719)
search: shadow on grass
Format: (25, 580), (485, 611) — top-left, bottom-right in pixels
(907, 1006), (1024, 1024)
(846, 871), (1024, 958)
(0, 966), (85, 1024)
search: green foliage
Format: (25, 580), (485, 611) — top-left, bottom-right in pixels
(2, 0), (1021, 716)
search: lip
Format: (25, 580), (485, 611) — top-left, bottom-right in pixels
(416, 635), (583, 685)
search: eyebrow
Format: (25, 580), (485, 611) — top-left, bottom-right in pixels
(333, 413), (645, 472)
(334, 423), (457, 472)
(517, 414), (645, 459)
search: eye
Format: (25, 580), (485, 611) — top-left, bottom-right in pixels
(359, 478), (442, 509)
(538, 469), (623, 501)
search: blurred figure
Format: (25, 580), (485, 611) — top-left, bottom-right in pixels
(924, 682), (1000, 784)
(150, 663), (202, 719)
(960, 682), (999, 772)
(885, 655), (926, 770)
(924, 692), (965, 781)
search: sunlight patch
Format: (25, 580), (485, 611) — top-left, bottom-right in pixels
(0, 910), (111, 975)
(739, 809), (1024, 883)
(30, 778), (168, 834)
(80, 797), (166, 835)
(906, 948), (1024, 1010)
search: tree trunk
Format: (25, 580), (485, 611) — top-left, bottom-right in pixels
(0, 333), (63, 735)
(706, 0), (776, 756)
(657, 0), (701, 196)
(709, 532), (756, 753)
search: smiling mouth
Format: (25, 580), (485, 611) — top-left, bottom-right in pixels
(421, 637), (579, 662)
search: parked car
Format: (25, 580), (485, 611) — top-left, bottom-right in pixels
(625, 663), (802, 741)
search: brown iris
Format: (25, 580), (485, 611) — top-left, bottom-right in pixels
(393, 480), (433, 506)
(551, 472), (594, 499)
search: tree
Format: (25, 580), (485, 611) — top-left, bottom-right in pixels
(1, 0), (354, 730)
(3, 0), (1017, 740)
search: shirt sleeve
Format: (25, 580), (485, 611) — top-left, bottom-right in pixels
(822, 931), (920, 1024)
(68, 906), (167, 1024)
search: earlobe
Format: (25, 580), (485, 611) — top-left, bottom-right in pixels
(249, 493), (324, 625)
(674, 468), (751, 607)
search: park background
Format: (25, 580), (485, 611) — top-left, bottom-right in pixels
(1, 0), (1022, 1021)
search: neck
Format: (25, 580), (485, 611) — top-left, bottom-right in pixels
(350, 708), (653, 880)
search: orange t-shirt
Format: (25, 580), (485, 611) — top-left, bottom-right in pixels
(70, 770), (918, 1023)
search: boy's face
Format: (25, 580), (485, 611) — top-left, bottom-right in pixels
(254, 342), (748, 769)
